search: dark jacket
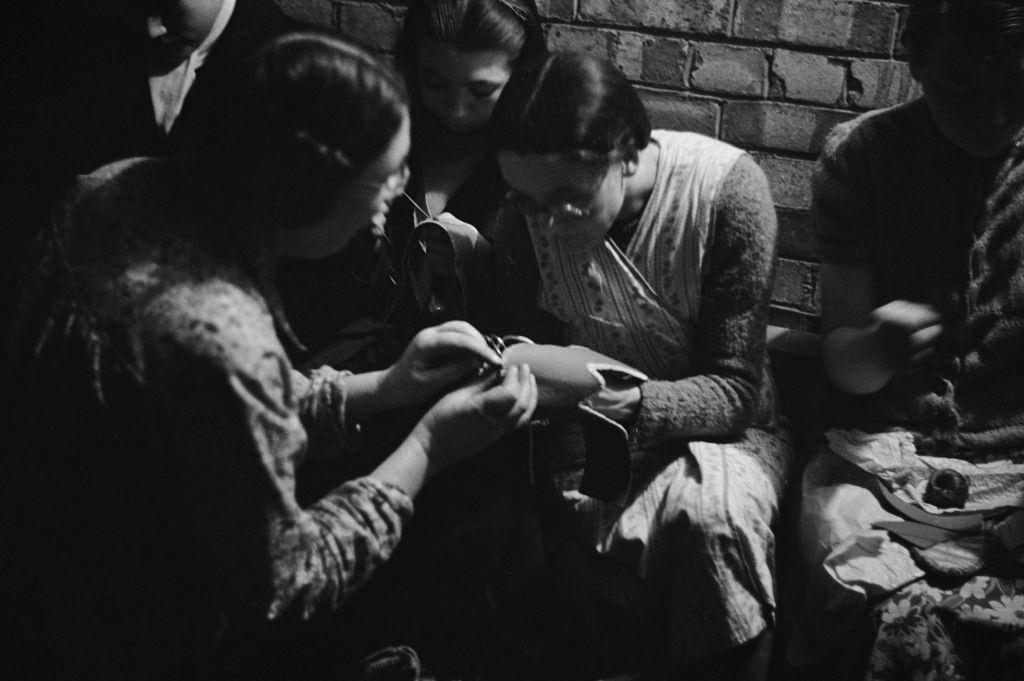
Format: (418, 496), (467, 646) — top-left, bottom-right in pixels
(69, 0), (304, 176)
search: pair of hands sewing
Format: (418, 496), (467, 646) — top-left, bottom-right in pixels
(366, 321), (537, 496)
(824, 299), (946, 395)
(869, 300), (945, 365)
(363, 320), (644, 496)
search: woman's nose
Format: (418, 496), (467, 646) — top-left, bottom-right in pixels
(447, 93), (472, 121)
(146, 15), (168, 39)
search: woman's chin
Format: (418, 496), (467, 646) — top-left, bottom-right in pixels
(444, 121), (485, 134)
(371, 210), (388, 231)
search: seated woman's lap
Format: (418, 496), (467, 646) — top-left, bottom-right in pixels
(794, 448), (1024, 676)
(552, 427), (792, 664)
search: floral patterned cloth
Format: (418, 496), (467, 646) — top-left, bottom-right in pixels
(793, 445), (1024, 679)
(866, 577), (1024, 681)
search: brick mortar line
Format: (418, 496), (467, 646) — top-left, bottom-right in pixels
(638, 81), (875, 113)
(631, 79), (873, 119)
(732, 144), (824, 162)
(543, 19), (904, 59)
(752, 152), (821, 166)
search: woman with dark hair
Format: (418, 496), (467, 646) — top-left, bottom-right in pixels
(276, 0), (546, 368)
(392, 0), (545, 228)
(5, 31), (536, 681)
(792, 1), (1024, 678)
(490, 51), (793, 680)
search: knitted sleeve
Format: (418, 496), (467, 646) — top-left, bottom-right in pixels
(635, 153), (777, 443)
(959, 141), (1024, 450)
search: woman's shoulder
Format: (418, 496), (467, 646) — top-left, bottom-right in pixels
(649, 129), (752, 207)
(59, 157), (186, 249)
(140, 276), (284, 378)
(57, 158), (272, 358)
(650, 129), (747, 189)
(820, 98), (930, 163)
(71, 156), (182, 205)
(652, 129), (744, 159)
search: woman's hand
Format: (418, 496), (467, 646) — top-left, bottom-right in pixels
(867, 300), (945, 367)
(582, 374), (642, 423)
(823, 298), (945, 395)
(369, 365), (536, 499)
(410, 364), (538, 472)
(378, 321), (502, 409)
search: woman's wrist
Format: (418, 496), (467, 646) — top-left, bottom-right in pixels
(375, 364), (415, 411)
(370, 430), (437, 499)
(339, 369), (389, 422)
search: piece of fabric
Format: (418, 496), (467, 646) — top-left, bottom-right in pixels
(562, 426), (791, 662)
(6, 158), (414, 680)
(825, 429), (1024, 514)
(509, 131), (793, 662)
(148, 0), (236, 132)
(864, 577), (1024, 681)
(529, 131), (739, 378)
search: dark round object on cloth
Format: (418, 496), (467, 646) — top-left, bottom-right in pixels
(924, 468), (970, 508)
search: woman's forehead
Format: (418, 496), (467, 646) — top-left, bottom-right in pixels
(499, 151), (608, 190)
(415, 38), (511, 82)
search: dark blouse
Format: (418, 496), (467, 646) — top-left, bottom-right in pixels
(275, 130), (506, 367)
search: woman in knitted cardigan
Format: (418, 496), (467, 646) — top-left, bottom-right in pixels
(489, 52), (793, 680)
(792, 2), (1024, 678)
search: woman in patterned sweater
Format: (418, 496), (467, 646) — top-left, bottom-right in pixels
(793, 2), (1024, 678)
(489, 52), (793, 680)
(5, 32), (536, 681)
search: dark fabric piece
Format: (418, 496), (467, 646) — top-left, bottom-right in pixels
(67, 0), (303, 177)
(2, 1), (304, 333)
(276, 229), (401, 370)
(275, 119), (505, 367)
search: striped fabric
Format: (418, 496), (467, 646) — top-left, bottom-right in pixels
(529, 131), (742, 379)
(525, 131), (793, 662)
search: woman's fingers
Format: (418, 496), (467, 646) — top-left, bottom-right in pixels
(873, 300), (943, 334)
(480, 365), (520, 417)
(512, 365), (537, 421)
(897, 322), (944, 365)
(480, 365), (534, 421)
(432, 319), (484, 338)
(423, 322), (501, 366)
(514, 369), (538, 429)
(909, 323), (944, 351)
(488, 364), (538, 428)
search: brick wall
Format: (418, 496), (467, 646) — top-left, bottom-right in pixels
(282, 0), (923, 333)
